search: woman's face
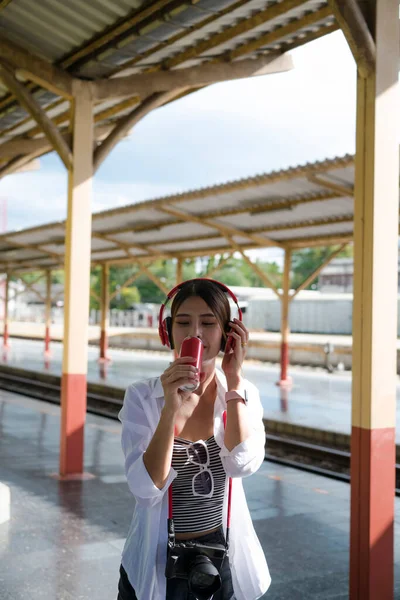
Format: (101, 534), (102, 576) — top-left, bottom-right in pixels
(171, 296), (224, 363)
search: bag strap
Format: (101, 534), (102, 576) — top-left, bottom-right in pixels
(168, 410), (232, 544)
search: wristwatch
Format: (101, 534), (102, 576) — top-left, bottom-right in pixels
(225, 387), (248, 405)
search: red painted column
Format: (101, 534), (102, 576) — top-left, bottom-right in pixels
(98, 263), (110, 363)
(2, 272), (10, 349)
(60, 81), (93, 477)
(278, 249), (291, 387)
(44, 270), (51, 357)
(350, 2), (399, 597)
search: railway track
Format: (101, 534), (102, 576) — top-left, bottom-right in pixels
(1, 364), (400, 494)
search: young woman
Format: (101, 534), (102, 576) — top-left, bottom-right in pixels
(117, 279), (271, 600)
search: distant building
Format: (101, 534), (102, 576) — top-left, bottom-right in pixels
(319, 257), (400, 293)
(318, 258), (354, 293)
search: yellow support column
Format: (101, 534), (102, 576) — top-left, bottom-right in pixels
(350, 1), (399, 598)
(99, 263), (110, 363)
(60, 82), (93, 477)
(2, 272), (10, 349)
(176, 258), (183, 285)
(44, 270), (51, 357)
(278, 249), (291, 387)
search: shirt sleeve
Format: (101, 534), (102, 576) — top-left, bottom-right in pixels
(119, 383), (177, 507)
(219, 381), (266, 479)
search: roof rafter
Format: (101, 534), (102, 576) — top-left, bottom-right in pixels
(94, 90), (181, 172)
(0, 124), (114, 159)
(104, 0), (251, 79)
(93, 54), (293, 101)
(225, 235), (282, 298)
(158, 205), (283, 249)
(60, 0), (178, 70)
(227, 5), (333, 60)
(287, 233), (353, 249)
(307, 174), (354, 197)
(327, 0), (375, 77)
(164, 0), (308, 70)
(0, 61), (72, 169)
(0, 146), (44, 179)
(92, 231), (173, 258)
(0, 35), (74, 98)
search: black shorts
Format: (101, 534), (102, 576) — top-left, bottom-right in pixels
(117, 526), (236, 600)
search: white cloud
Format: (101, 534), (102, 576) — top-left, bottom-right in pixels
(0, 170), (182, 231)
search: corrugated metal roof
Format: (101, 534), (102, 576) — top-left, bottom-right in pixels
(0, 0), (338, 155)
(0, 153), (358, 273)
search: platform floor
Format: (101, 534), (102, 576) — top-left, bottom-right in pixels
(0, 389), (362, 600)
(3, 337), (400, 441)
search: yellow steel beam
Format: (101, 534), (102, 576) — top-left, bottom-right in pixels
(164, 0), (308, 69)
(9, 95), (141, 144)
(291, 243), (348, 299)
(19, 272), (46, 303)
(226, 236), (281, 299)
(92, 232), (157, 257)
(90, 288), (100, 304)
(307, 174), (354, 197)
(284, 22), (339, 53)
(227, 5), (333, 60)
(0, 235), (63, 261)
(0, 36), (74, 99)
(0, 147), (45, 179)
(288, 234), (353, 249)
(0, 124), (115, 160)
(137, 262), (169, 296)
(97, 191), (344, 239)
(0, 1), (14, 10)
(254, 214), (354, 234)
(61, 0), (176, 69)
(176, 257), (183, 285)
(93, 54), (293, 101)
(104, 0), (251, 78)
(159, 205), (283, 249)
(94, 90), (181, 172)
(327, 0), (375, 78)
(205, 253), (233, 278)
(0, 62), (72, 169)
(109, 269), (146, 301)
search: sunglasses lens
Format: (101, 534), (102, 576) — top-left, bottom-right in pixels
(188, 443), (208, 465)
(193, 470), (212, 496)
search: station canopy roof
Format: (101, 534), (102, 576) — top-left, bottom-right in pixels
(0, 153), (356, 273)
(0, 0), (338, 174)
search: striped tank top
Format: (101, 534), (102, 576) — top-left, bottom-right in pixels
(171, 435), (227, 533)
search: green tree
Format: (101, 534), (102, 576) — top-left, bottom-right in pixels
(291, 245), (353, 290)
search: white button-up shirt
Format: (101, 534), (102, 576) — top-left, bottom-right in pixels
(118, 368), (271, 600)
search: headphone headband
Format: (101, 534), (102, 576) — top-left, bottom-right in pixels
(158, 278), (242, 347)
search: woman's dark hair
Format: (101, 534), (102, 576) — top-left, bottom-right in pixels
(171, 280), (231, 350)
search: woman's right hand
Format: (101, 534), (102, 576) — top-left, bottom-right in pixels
(160, 357), (199, 414)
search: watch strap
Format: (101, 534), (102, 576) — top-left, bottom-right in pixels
(225, 389), (248, 405)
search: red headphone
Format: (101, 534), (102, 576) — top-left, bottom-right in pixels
(158, 278), (243, 350)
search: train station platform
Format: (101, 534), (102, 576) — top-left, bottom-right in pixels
(6, 320), (356, 369)
(0, 388), (359, 600)
(3, 336), (400, 447)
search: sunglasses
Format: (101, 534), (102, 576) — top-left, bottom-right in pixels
(187, 441), (214, 499)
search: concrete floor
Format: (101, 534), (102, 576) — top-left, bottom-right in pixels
(0, 389), (356, 600)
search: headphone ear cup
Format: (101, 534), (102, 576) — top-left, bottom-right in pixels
(161, 317), (171, 348)
(220, 330), (227, 352)
(165, 316), (174, 350)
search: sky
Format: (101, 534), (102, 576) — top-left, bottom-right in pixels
(0, 30), (357, 263)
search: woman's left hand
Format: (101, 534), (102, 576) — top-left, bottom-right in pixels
(221, 318), (249, 383)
